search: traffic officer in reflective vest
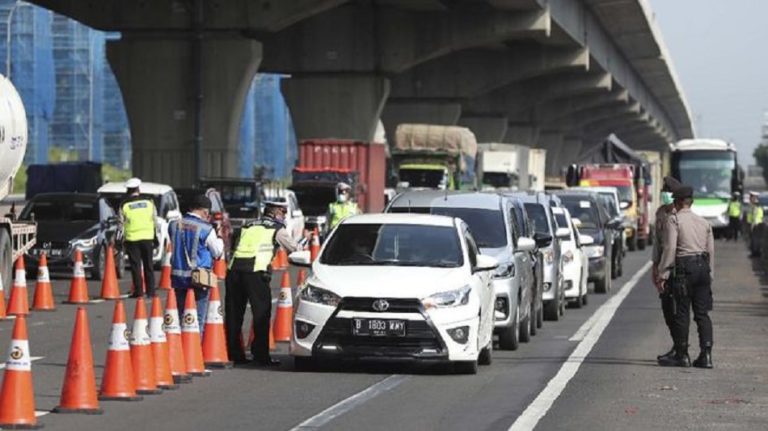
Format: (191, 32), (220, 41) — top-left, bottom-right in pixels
(657, 185), (715, 368)
(327, 182), (359, 230)
(652, 176), (681, 364)
(747, 192), (764, 256)
(120, 177), (157, 298)
(168, 195), (224, 333)
(727, 192), (741, 241)
(225, 201), (303, 366)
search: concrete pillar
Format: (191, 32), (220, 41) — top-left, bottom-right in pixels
(281, 74), (390, 142)
(458, 116), (508, 143)
(380, 99), (462, 144)
(504, 124), (539, 146)
(107, 35), (261, 187)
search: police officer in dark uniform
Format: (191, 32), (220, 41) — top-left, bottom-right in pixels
(657, 186), (715, 368)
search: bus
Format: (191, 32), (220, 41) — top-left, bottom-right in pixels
(670, 139), (743, 234)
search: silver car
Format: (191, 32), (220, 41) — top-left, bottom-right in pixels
(386, 191), (537, 350)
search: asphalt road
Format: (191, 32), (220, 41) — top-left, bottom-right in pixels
(1, 240), (766, 430)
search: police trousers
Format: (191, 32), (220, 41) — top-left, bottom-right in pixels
(671, 255), (713, 349)
(224, 270), (273, 361)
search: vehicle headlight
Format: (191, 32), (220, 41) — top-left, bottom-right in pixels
(70, 236), (98, 249)
(422, 285), (471, 309)
(584, 245), (605, 258)
(563, 250), (574, 263)
(493, 263), (515, 279)
(543, 249), (554, 264)
(299, 284), (341, 307)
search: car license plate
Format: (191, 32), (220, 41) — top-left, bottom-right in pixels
(49, 249), (63, 257)
(351, 319), (406, 337)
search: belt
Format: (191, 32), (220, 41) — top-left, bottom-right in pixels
(676, 254), (707, 263)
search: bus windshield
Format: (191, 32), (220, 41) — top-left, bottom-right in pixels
(674, 150), (735, 199)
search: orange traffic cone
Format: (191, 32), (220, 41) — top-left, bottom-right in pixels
(149, 295), (176, 390)
(297, 269), (308, 287)
(99, 300), (142, 401)
(53, 307), (102, 414)
(310, 228), (321, 262)
(0, 271), (7, 320)
(275, 248), (288, 270)
(0, 316), (40, 428)
(32, 253), (55, 311)
(213, 256), (227, 279)
(130, 297), (160, 394)
(7, 256), (30, 316)
(273, 272), (293, 342)
(100, 244), (121, 300)
(181, 290), (209, 377)
(64, 249), (89, 304)
(158, 243), (172, 290)
(202, 285), (232, 368)
(164, 289), (190, 384)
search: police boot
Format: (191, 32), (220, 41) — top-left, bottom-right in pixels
(693, 347), (713, 369)
(656, 346), (676, 363)
(659, 344), (690, 367)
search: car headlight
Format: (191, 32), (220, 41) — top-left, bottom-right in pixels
(543, 249), (554, 264)
(70, 236), (98, 249)
(584, 245), (604, 258)
(299, 284), (341, 307)
(493, 263), (515, 279)
(422, 285), (471, 309)
(563, 250), (574, 263)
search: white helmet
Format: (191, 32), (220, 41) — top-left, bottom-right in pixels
(125, 177), (142, 189)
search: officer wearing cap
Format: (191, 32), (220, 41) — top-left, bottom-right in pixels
(747, 192), (764, 256)
(727, 192), (742, 241)
(657, 185), (715, 368)
(652, 176), (681, 364)
(120, 177), (158, 297)
(168, 194), (224, 332)
(225, 200), (307, 366)
(327, 182), (359, 230)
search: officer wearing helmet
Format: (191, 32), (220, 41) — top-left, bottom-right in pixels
(119, 177), (158, 297)
(327, 182), (359, 230)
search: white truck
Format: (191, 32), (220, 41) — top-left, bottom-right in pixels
(0, 74), (36, 290)
(528, 148), (547, 191)
(477, 143), (532, 190)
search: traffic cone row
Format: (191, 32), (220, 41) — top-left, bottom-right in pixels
(158, 243), (172, 290)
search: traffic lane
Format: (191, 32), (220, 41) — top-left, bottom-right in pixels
(311, 249), (653, 431)
(536, 240), (768, 430)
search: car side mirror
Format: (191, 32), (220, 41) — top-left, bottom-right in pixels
(619, 201), (630, 209)
(580, 234), (595, 246)
(571, 218), (582, 228)
(517, 237), (536, 252)
(288, 250), (312, 268)
(555, 227), (570, 239)
(473, 254), (499, 273)
(533, 232), (553, 248)
(606, 218), (622, 230)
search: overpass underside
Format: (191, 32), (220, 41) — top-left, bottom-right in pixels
(33, 0), (693, 184)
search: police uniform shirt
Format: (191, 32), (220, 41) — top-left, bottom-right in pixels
(652, 204), (675, 266)
(658, 208), (715, 281)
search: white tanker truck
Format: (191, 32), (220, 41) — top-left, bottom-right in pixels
(0, 74), (36, 290)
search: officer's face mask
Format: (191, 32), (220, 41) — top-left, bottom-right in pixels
(661, 191), (673, 205)
(337, 193), (348, 203)
(273, 209), (286, 223)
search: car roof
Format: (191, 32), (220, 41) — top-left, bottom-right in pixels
(98, 181), (174, 195)
(31, 192), (100, 201)
(341, 213), (457, 227)
(390, 191), (502, 210)
(570, 186), (618, 194)
(501, 190), (547, 204)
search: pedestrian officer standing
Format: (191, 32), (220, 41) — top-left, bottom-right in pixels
(225, 201), (304, 366)
(727, 192), (741, 241)
(652, 176), (681, 364)
(169, 195), (224, 333)
(120, 177), (157, 298)
(657, 186), (715, 368)
(747, 192), (764, 256)
(327, 182), (359, 230)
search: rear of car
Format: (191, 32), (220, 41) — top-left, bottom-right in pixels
(552, 207), (588, 305)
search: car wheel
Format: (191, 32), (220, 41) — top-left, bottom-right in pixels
(0, 230), (11, 292)
(478, 341), (492, 366)
(294, 357), (316, 372)
(519, 301), (531, 343)
(582, 292), (588, 306)
(559, 286), (566, 316)
(116, 250), (126, 279)
(628, 235), (637, 251)
(616, 254), (623, 277)
(544, 298), (559, 321)
(637, 237), (646, 250)
(529, 297), (538, 336)
(536, 300), (544, 329)
(90, 244), (106, 281)
(454, 360), (478, 375)
(498, 304), (520, 350)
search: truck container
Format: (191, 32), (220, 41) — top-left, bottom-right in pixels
(295, 139), (386, 213)
(637, 150), (663, 242)
(477, 143), (530, 190)
(0, 74), (36, 290)
(528, 148), (547, 191)
(25, 162), (103, 199)
(392, 124), (478, 191)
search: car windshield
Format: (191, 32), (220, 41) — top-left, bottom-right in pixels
(598, 193), (620, 217)
(390, 207), (506, 248)
(399, 168), (446, 189)
(321, 223), (463, 267)
(482, 172), (519, 189)
(615, 186), (633, 203)
(20, 197), (99, 222)
(524, 203), (550, 235)
(210, 184), (255, 204)
(560, 198), (599, 229)
(554, 212), (567, 229)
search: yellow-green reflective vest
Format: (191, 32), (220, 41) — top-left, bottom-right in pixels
(122, 199), (156, 241)
(329, 201), (358, 228)
(728, 201), (741, 218)
(752, 206), (764, 225)
(231, 224), (276, 272)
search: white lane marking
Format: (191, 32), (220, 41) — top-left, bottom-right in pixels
(0, 356), (44, 370)
(290, 375), (409, 430)
(509, 261), (652, 431)
(89, 299), (105, 304)
(30, 321), (46, 327)
(35, 410), (49, 417)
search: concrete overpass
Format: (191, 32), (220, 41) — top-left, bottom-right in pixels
(32, 0), (693, 183)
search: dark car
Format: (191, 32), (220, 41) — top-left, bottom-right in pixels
(554, 191), (622, 294)
(20, 193), (123, 280)
(175, 187), (233, 254)
(198, 177), (266, 234)
(507, 196), (544, 333)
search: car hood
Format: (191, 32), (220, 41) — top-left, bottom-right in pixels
(479, 247), (511, 264)
(35, 221), (98, 244)
(310, 264), (469, 299)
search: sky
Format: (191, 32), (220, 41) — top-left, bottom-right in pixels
(649, 0), (768, 165)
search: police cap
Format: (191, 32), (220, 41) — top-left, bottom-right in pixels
(673, 186), (693, 200)
(191, 194), (212, 211)
(661, 176), (681, 193)
(264, 200), (289, 209)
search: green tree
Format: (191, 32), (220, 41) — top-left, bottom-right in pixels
(754, 144), (768, 184)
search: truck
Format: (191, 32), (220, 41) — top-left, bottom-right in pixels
(528, 148), (547, 191)
(0, 74), (36, 290)
(25, 162), (103, 199)
(637, 150), (663, 243)
(392, 124), (478, 190)
(477, 143), (530, 190)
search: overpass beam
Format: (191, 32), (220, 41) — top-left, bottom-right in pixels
(107, 35), (261, 187)
(504, 123), (540, 147)
(458, 115), (509, 143)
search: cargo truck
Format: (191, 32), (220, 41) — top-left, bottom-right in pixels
(477, 143), (530, 190)
(528, 148), (547, 191)
(0, 74), (36, 290)
(637, 150), (663, 244)
(392, 124), (478, 191)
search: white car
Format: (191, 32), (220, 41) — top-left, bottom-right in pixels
(264, 188), (305, 241)
(98, 181), (182, 264)
(289, 213), (498, 374)
(552, 207), (592, 307)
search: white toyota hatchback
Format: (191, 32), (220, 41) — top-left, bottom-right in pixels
(289, 213), (498, 374)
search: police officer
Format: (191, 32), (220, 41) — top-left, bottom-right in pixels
(747, 192), (764, 256)
(652, 176), (681, 364)
(327, 182), (359, 230)
(168, 195), (224, 333)
(727, 192), (741, 241)
(225, 201), (304, 366)
(657, 186), (715, 368)
(120, 178), (157, 298)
